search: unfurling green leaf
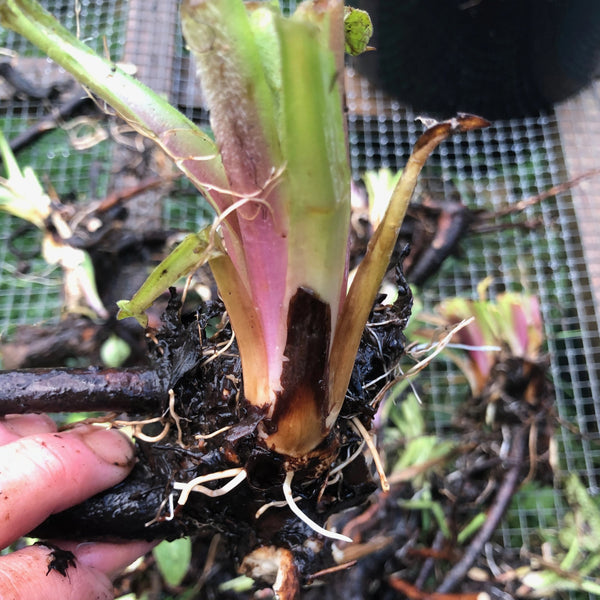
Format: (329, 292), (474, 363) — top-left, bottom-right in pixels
(343, 6), (373, 55)
(117, 227), (223, 327)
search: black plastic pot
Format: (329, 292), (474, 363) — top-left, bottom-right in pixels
(353, 0), (600, 119)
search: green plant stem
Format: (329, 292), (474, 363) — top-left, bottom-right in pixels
(0, 0), (229, 204)
(327, 115), (490, 428)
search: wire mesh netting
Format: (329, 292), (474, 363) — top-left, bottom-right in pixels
(1, 1), (600, 598)
(0, 0), (127, 331)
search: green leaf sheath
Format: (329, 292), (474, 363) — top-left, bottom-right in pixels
(181, 0), (282, 196)
(117, 229), (223, 328)
(279, 7), (350, 325)
(328, 116), (490, 428)
(181, 0), (352, 426)
(181, 0), (290, 389)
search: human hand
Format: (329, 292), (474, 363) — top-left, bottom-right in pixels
(0, 414), (154, 600)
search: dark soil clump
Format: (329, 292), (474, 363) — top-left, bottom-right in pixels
(33, 269), (413, 583)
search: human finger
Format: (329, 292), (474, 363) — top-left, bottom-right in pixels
(0, 414), (57, 446)
(0, 426), (135, 548)
(0, 544), (115, 600)
(56, 540), (156, 579)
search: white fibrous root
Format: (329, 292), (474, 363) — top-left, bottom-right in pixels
(168, 388), (185, 446)
(194, 424), (233, 441)
(255, 497), (301, 520)
(201, 329), (236, 366)
(328, 440), (366, 477)
(350, 417), (390, 493)
(173, 467), (247, 506)
(317, 440), (367, 502)
(404, 317), (475, 378)
(283, 471), (353, 544)
(133, 420), (171, 443)
(207, 163), (286, 245)
(145, 492), (176, 527)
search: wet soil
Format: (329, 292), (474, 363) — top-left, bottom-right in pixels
(32, 267), (414, 584)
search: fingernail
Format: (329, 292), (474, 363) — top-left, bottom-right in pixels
(79, 428), (135, 468)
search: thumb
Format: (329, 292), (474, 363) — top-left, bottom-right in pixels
(0, 544), (113, 600)
(0, 540), (154, 600)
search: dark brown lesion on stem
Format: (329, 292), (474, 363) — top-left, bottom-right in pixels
(264, 287), (331, 456)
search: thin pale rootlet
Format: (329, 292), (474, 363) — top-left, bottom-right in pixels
(31, 271), (413, 576)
